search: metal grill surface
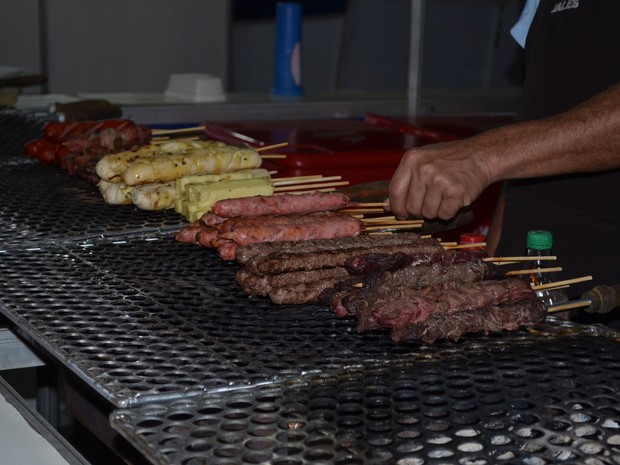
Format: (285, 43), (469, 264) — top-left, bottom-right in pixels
(0, 110), (185, 245)
(1, 235), (583, 408)
(110, 329), (620, 465)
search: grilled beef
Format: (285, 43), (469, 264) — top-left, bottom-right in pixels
(392, 298), (547, 343)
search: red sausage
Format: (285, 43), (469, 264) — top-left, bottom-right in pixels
(37, 141), (62, 164)
(24, 139), (47, 157)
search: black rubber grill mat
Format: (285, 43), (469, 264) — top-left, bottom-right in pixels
(110, 333), (620, 465)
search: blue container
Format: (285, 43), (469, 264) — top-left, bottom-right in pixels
(272, 2), (303, 97)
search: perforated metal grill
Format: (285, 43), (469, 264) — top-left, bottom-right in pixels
(0, 111), (185, 245)
(110, 329), (620, 465)
(1, 235), (573, 407)
(0, 109), (44, 158)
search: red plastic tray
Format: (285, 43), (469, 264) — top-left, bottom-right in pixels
(201, 117), (472, 186)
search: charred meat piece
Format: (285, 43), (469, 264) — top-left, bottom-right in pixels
(245, 237), (444, 275)
(236, 267), (350, 296)
(373, 278), (535, 330)
(268, 278), (349, 305)
(391, 298), (547, 344)
(344, 252), (420, 275)
(235, 233), (431, 266)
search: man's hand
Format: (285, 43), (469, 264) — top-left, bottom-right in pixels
(388, 140), (493, 220)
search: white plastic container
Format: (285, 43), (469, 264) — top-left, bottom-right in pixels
(164, 73), (225, 103)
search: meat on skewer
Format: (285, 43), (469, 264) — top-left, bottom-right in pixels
(212, 215), (363, 249)
(322, 251), (505, 332)
(244, 237), (444, 274)
(373, 278), (535, 330)
(236, 232), (430, 266)
(268, 279), (350, 305)
(392, 299), (547, 344)
(236, 266), (350, 296)
(212, 192), (355, 218)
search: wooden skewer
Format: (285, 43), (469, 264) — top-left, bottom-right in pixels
(483, 256), (557, 262)
(274, 181), (349, 192)
(151, 125), (206, 136)
(532, 275), (593, 291)
(272, 176), (341, 187)
(362, 218), (424, 226)
(360, 215), (396, 222)
(353, 202), (390, 208)
(151, 136), (200, 144)
(272, 174), (325, 182)
(443, 243), (487, 250)
(260, 154), (287, 159)
(364, 223), (423, 231)
(339, 208), (386, 214)
(505, 267), (563, 276)
(547, 299), (592, 313)
(256, 142), (289, 152)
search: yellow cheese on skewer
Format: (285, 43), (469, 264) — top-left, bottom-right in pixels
(183, 177), (274, 221)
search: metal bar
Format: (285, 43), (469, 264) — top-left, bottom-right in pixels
(407, 0), (426, 118)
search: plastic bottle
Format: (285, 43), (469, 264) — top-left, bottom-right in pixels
(459, 233), (486, 250)
(525, 230), (569, 306)
(459, 233), (488, 257)
(272, 2), (304, 98)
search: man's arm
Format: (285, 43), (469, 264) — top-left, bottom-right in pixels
(388, 83), (620, 220)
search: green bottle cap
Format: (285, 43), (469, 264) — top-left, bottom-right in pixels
(526, 230), (553, 250)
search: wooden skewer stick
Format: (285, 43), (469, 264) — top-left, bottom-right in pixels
(352, 202), (390, 208)
(274, 181), (349, 192)
(505, 267), (563, 276)
(444, 243), (487, 250)
(360, 215), (396, 222)
(256, 142), (289, 152)
(272, 176), (341, 187)
(272, 174), (325, 182)
(151, 126), (206, 136)
(260, 154), (287, 159)
(483, 256), (557, 262)
(547, 299), (592, 313)
(364, 223), (423, 231)
(339, 208), (386, 214)
(361, 218), (424, 226)
(151, 136), (200, 144)
(532, 275), (593, 291)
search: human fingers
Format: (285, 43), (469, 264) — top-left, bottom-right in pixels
(388, 154), (417, 219)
